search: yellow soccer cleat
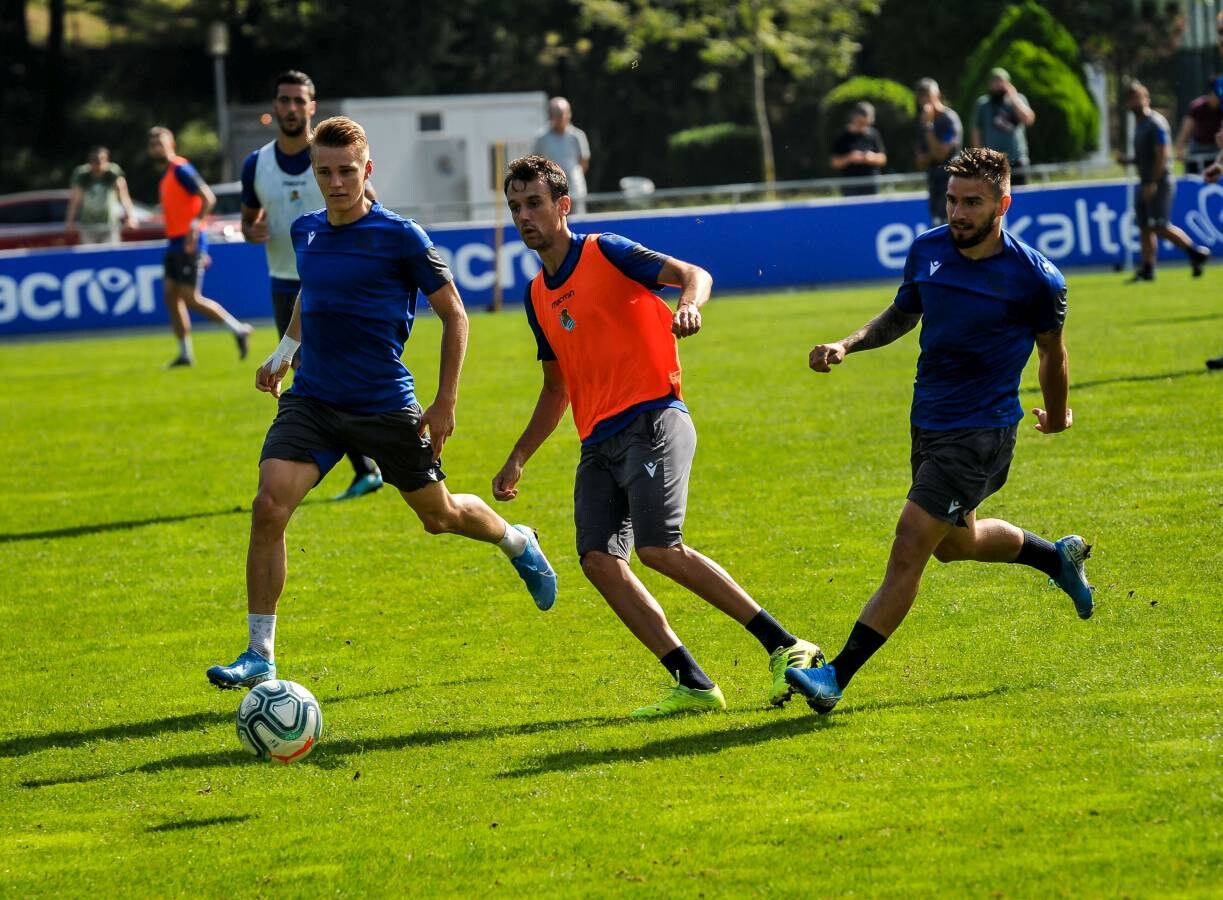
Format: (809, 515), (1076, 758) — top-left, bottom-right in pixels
(630, 681), (727, 718)
(768, 639), (825, 707)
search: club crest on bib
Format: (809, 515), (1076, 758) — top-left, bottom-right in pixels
(559, 308), (576, 331)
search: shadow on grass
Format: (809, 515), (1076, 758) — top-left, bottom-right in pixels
(3, 678), (487, 760)
(146, 814), (254, 833)
(0, 497), (341, 545)
(20, 711), (625, 789)
(1135, 312), (1223, 327)
(1019, 369), (1205, 395)
(497, 683), (1025, 779)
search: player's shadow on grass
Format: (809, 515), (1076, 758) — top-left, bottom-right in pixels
(497, 684), (1025, 779)
(0, 498), (337, 545)
(146, 814), (253, 833)
(19, 710), (625, 789)
(3, 678), (483, 761)
(1019, 369), (1205, 395)
(1135, 312), (1223, 327)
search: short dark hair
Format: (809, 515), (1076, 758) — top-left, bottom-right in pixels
(944, 147), (1011, 198)
(275, 69), (316, 99)
(851, 101), (875, 120)
(503, 154), (568, 199)
(87, 145), (109, 161)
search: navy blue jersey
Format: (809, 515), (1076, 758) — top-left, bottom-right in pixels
(523, 232), (687, 445)
(893, 226), (1067, 430)
(289, 203), (453, 414)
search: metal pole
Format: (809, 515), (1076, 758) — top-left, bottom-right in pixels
(490, 140), (507, 312)
(213, 55), (231, 181)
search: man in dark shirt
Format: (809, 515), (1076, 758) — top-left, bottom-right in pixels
(831, 102), (887, 196)
(788, 149), (1094, 716)
(914, 78), (963, 227)
(1173, 79), (1222, 175)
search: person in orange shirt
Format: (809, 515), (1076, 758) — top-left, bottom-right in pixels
(493, 155), (823, 717)
(148, 126), (253, 367)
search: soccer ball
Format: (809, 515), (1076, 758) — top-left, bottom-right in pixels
(235, 680), (323, 763)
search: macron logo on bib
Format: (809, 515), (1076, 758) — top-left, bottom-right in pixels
(929, 261), (942, 276)
(307, 232), (316, 245)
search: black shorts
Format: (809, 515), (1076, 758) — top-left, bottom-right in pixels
(272, 289), (298, 338)
(574, 407), (695, 560)
(164, 249), (203, 285)
(260, 393), (444, 493)
(907, 424), (1017, 527)
(1135, 178), (1174, 230)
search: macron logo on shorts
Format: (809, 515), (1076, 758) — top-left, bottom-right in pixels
(947, 499), (962, 515)
(644, 461), (659, 478)
(930, 261), (942, 276)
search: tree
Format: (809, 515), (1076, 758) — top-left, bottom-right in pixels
(577, 0), (879, 185)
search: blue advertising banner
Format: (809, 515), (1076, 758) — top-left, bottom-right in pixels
(3, 177), (1219, 338)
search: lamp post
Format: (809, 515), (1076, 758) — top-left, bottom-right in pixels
(207, 21), (232, 181)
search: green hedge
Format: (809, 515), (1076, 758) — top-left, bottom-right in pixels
(959, 1), (1084, 113)
(821, 76), (917, 174)
(666, 123), (760, 186)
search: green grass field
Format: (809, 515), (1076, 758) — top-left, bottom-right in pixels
(1, 271), (1220, 897)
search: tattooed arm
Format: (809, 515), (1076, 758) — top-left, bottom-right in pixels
(809, 304), (922, 372)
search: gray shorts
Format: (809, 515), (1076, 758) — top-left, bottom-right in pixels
(908, 424), (1017, 527)
(1135, 177), (1173, 230)
(261, 393), (443, 493)
(574, 407), (695, 560)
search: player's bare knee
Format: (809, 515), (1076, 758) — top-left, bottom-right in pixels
(417, 509), (456, 535)
(636, 544), (684, 573)
(251, 490), (291, 532)
(580, 551), (621, 584)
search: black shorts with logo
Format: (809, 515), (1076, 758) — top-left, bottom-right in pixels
(164, 248), (204, 285)
(260, 393), (444, 493)
(574, 407), (695, 560)
(1134, 177), (1174, 230)
(908, 424), (1017, 527)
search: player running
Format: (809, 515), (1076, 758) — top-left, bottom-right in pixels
(147, 126), (253, 367)
(239, 70), (384, 501)
(207, 118), (556, 689)
(787, 148), (1094, 715)
(493, 155), (822, 717)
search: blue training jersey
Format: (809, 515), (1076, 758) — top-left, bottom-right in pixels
(523, 232), (689, 445)
(893, 225), (1067, 431)
(289, 203), (453, 414)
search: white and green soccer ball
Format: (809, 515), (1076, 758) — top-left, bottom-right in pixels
(235, 680), (323, 763)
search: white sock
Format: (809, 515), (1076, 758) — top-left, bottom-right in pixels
(497, 523), (529, 559)
(178, 336), (193, 357)
(248, 614), (277, 661)
(216, 309), (245, 334)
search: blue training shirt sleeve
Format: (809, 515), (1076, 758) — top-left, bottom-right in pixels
(1030, 260), (1068, 334)
(893, 243), (923, 313)
(174, 162), (204, 195)
(401, 220), (454, 296)
(596, 233), (668, 288)
(240, 151), (260, 208)
(523, 284), (557, 361)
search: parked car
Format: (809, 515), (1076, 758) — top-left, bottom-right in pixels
(0, 183), (245, 252)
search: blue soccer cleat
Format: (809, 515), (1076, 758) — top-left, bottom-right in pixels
(1052, 534), (1094, 620)
(207, 648), (277, 690)
(509, 524), (557, 611)
(333, 472), (384, 501)
(785, 662), (843, 715)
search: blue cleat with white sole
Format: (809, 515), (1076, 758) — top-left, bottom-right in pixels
(207, 648), (276, 690)
(1052, 534), (1094, 620)
(509, 524), (557, 611)
(785, 662), (843, 715)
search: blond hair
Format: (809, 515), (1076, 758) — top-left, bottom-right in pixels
(310, 116), (368, 158)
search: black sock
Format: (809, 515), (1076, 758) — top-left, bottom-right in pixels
(1010, 531), (1062, 579)
(745, 609), (797, 654)
(829, 621), (887, 688)
(659, 646), (715, 691)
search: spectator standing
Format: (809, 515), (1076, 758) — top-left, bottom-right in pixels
(532, 97), (591, 215)
(65, 146), (138, 245)
(1124, 82), (1208, 283)
(971, 68), (1036, 185)
(830, 102), (888, 196)
(914, 78), (962, 227)
(1173, 77), (1223, 175)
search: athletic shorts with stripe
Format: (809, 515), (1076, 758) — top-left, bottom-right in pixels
(574, 407), (695, 560)
(260, 393), (443, 492)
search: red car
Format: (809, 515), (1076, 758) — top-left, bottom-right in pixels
(0, 185), (243, 252)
